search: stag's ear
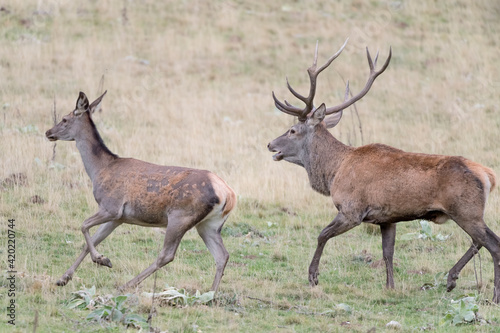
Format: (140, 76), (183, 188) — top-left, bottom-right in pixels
(307, 103), (326, 127)
(74, 92), (89, 116)
(89, 90), (107, 114)
(324, 111), (343, 129)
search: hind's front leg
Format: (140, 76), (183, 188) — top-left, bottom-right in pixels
(81, 212), (117, 269)
(56, 222), (120, 286)
(92, 255), (113, 268)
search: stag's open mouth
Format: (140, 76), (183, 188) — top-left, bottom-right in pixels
(46, 134), (57, 141)
(272, 151), (284, 161)
(268, 143), (283, 161)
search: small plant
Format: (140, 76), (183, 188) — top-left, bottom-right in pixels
(66, 285), (96, 310)
(142, 285), (215, 307)
(400, 220), (450, 241)
(65, 286), (148, 329)
(441, 295), (480, 326)
(86, 294), (148, 328)
(420, 272), (448, 290)
(320, 303), (352, 315)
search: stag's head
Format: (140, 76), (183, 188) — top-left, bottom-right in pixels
(46, 91), (107, 142)
(267, 39), (391, 164)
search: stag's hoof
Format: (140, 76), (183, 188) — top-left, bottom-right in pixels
(309, 271), (319, 286)
(117, 284), (129, 292)
(118, 282), (136, 292)
(93, 255), (112, 268)
(446, 274), (457, 292)
(56, 274), (72, 286)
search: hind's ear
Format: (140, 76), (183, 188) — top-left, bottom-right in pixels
(74, 92), (89, 116)
(89, 90), (107, 114)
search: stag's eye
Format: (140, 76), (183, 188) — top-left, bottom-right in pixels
(290, 128), (296, 134)
(62, 118), (67, 123)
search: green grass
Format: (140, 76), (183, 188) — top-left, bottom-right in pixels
(2, 198), (500, 332)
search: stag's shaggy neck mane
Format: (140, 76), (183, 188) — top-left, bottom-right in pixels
(75, 112), (118, 181)
(304, 124), (353, 196)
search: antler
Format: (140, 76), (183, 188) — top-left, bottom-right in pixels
(272, 39), (392, 122)
(325, 46), (391, 115)
(273, 38), (348, 121)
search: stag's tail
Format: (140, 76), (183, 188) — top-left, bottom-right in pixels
(485, 166), (497, 193)
(465, 161), (496, 198)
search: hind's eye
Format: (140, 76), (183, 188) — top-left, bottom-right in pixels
(290, 128), (296, 134)
(62, 118), (67, 123)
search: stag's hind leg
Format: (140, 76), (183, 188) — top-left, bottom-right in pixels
(447, 242), (482, 292)
(454, 217), (500, 303)
(57, 220), (120, 286)
(380, 223), (396, 289)
(309, 212), (361, 286)
(196, 214), (230, 293)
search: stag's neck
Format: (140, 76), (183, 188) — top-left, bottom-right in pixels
(304, 126), (352, 196)
(75, 115), (118, 182)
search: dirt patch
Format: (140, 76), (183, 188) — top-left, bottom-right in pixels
(29, 195), (45, 204)
(1, 172), (27, 188)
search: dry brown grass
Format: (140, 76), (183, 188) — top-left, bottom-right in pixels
(2, 1), (500, 207)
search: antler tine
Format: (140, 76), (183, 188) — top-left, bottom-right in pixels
(286, 78), (309, 104)
(373, 50), (379, 68)
(272, 91), (304, 116)
(315, 38), (349, 74)
(366, 48), (375, 70)
(297, 38), (349, 120)
(313, 40), (319, 68)
(323, 80), (350, 129)
(325, 46), (392, 115)
(344, 80), (350, 102)
(272, 38), (351, 121)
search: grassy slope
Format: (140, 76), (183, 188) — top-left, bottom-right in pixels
(1, 0), (500, 332)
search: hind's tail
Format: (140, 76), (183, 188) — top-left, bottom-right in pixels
(208, 173), (237, 218)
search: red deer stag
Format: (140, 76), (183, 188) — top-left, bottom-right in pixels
(267, 40), (500, 303)
(46, 91), (236, 292)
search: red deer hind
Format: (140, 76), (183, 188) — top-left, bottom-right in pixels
(46, 91), (236, 292)
(267, 39), (500, 303)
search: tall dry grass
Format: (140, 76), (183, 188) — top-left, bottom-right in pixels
(1, 1), (499, 209)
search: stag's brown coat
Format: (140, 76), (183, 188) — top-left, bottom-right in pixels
(268, 40), (500, 303)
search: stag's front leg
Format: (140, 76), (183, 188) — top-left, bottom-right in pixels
(81, 211), (117, 268)
(57, 221), (120, 286)
(309, 213), (361, 286)
(380, 223), (396, 289)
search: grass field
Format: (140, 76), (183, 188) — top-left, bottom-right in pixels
(1, 0), (500, 332)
